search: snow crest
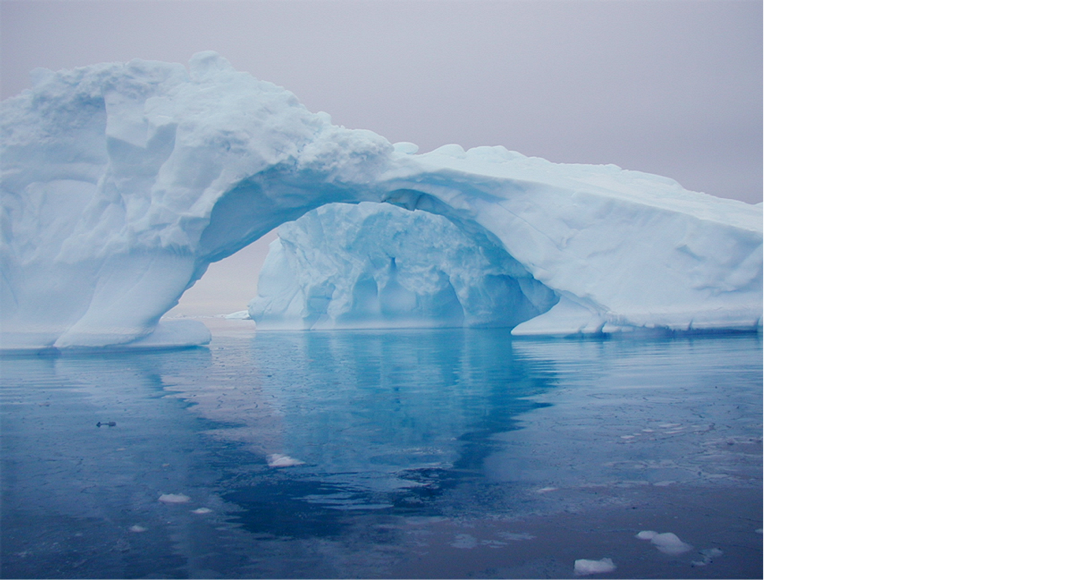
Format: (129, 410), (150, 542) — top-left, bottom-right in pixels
(1, 53), (761, 350)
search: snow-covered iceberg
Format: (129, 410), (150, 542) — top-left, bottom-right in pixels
(1, 52), (761, 351)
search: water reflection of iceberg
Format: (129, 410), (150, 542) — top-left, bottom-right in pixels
(227, 329), (560, 516)
(1, 330), (762, 577)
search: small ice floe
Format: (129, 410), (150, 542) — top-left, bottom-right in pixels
(158, 493), (191, 504)
(535, 486), (558, 493)
(691, 548), (724, 567)
(191, 507), (212, 514)
(498, 532), (536, 541)
(129, 525), (147, 533)
(267, 453), (305, 467)
(96, 421), (116, 427)
(574, 558), (616, 575)
(451, 534), (478, 549)
(635, 530), (693, 555)
(755, 528), (763, 534)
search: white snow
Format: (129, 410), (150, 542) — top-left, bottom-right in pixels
(2, 52), (761, 350)
(574, 558), (616, 575)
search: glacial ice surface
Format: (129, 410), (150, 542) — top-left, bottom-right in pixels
(1, 52), (761, 350)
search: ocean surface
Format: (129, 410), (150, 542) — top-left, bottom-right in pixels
(1, 325), (762, 578)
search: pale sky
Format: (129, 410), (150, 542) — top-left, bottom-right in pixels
(0, 0), (762, 315)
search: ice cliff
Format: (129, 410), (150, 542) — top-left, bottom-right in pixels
(1, 52), (761, 351)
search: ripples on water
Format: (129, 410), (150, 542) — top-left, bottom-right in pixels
(1, 328), (762, 578)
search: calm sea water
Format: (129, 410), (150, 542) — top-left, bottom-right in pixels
(1, 327), (762, 578)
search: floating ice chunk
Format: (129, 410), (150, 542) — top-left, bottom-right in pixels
(191, 507), (212, 514)
(574, 558), (616, 575)
(636, 530), (693, 555)
(158, 493), (190, 504)
(451, 534), (478, 549)
(267, 453), (305, 467)
(691, 547), (724, 566)
(498, 532), (536, 541)
(651, 532), (693, 555)
(129, 525), (147, 532)
(223, 310), (251, 320)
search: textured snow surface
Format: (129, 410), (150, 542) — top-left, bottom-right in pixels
(1, 52), (761, 350)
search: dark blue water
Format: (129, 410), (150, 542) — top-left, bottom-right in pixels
(1, 328), (762, 578)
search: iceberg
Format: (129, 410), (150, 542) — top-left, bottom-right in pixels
(1, 52), (761, 351)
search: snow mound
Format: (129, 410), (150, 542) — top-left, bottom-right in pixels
(2, 52), (761, 350)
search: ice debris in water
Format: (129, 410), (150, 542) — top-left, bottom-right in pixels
(158, 493), (190, 504)
(692, 547), (724, 567)
(128, 525), (147, 533)
(636, 530), (693, 555)
(192, 507), (212, 514)
(268, 454), (305, 467)
(451, 534), (478, 549)
(574, 558), (616, 575)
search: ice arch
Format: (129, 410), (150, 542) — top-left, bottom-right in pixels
(0, 53), (761, 351)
